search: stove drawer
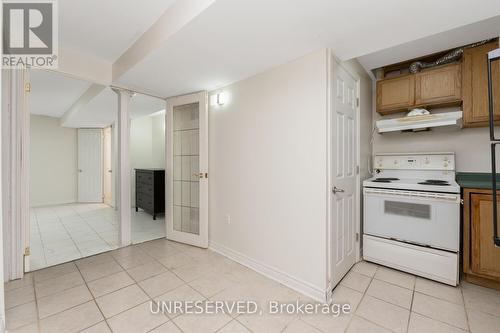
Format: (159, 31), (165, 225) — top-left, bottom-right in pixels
(363, 187), (460, 251)
(363, 235), (459, 286)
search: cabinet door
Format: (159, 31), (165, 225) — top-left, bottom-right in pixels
(470, 193), (500, 279)
(463, 41), (500, 127)
(376, 75), (415, 114)
(415, 63), (462, 106)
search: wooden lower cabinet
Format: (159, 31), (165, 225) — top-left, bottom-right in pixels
(463, 189), (500, 289)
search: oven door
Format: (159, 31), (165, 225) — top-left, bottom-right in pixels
(363, 187), (460, 251)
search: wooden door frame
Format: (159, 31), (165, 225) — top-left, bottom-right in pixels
(326, 53), (361, 302)
(165, 91), (209, 248)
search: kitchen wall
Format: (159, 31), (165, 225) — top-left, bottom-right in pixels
(372, 106), (495, 172)
(208, 49), (329, 298)
(208, 49), (376, 300)
(30, 115), (78, 207)
(130, 113), (165, 205)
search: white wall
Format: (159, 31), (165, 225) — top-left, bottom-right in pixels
(30, 115), (78, 207)
(151, 113), (166, 167)
(372, 106), (495, 172)
(208, 49), (329, 299)
(130, 113), (165, 205)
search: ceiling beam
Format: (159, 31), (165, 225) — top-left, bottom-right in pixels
(112, 0), (215, 81)
(60, 84), (106, 127)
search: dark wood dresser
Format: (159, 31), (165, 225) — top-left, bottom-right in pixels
(135, 169), (165, 220)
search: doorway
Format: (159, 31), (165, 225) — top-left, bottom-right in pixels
(27, 70), (119, 271)
(129, 93), (167, 244)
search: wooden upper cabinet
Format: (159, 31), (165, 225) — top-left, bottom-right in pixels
(462, 40), (500, 127)
(376, 75), (415, 114)
(415, 63), (461, 106)
(376, 63), (462, 115)
(470, 193), (500, 280)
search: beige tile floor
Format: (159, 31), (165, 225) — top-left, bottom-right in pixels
(30, 204), (166, 270)
(4, 238), (500, 333)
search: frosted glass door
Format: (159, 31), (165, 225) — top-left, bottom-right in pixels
(173, 103), (200, 234)
(166, 92), (208, 248)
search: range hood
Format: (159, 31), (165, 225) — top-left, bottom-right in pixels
(376, 111), (463, 133)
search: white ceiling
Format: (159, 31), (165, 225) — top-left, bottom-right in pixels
(358, 15), (500, 71)
(130, 94), (165, 119)
(31, 70), (165, 127)
(35, 0), (500, 126)
(30, 69), (91, 117)
(115, 0), (500, 97)
(59, 0), (177, 62)
(62, 87), (117, 128)
(57, 88), (165, 128)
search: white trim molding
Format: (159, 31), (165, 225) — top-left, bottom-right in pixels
(209, 241), (326, 303)
(113, 88), (134, 247)
(2, 68), (30, 280)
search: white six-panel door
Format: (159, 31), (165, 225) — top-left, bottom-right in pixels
(77, 129), (103, 203)
(166, 92), (209, 248)
(331, 65), (358, 288)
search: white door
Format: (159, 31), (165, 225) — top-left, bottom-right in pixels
(166, 92), (208, 248)
(103, 127), (113, 206)
(78, 129), (103, 203)
(331, 65), (358, 287)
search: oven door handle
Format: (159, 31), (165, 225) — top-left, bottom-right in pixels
(364, 188), (460, 203)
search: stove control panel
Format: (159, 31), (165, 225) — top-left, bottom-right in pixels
(374, 153), (455, 171)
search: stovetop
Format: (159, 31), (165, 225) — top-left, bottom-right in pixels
(363, 177), (460, 194)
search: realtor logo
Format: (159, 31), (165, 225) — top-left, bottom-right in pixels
(2, 0), (58, 68)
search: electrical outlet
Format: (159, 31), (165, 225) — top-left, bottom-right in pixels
(225, 214), (231, 224)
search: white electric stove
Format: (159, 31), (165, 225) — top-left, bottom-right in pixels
(363, 152), (460, 286)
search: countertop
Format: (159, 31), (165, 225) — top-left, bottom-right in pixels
(456, 172), (500, 189)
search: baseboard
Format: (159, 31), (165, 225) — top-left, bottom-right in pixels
(30, 201), (77, 208)
(209, 241), (326, 303)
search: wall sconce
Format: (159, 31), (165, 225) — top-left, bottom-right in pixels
(211, 92), (229, 106)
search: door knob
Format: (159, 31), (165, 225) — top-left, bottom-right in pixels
(332, 186), (345, 194)
(193, 172), (204, 179)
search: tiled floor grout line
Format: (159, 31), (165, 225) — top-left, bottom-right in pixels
(111, 245), (191, 333)
(107, 245), (187, 330)
(57, 207), (85, 259)
(33, 210), (49, 268)
(349, 265), (478, 333)
(460, 287), (472, 332)
(9, 247), (500, 332)
(31, 203), (165, 271)
(345, 270), (395, 333)
(72, 262), (115, 333)
(73, 204), (119, 250)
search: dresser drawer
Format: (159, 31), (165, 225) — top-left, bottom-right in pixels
(136, 193), (153, 210)
(136, 171), (153, 185)
(136, 185), (153, 196)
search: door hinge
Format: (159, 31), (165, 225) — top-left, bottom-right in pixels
(356, 97), (359, 107)
(24, 247), (30, 256)
(25, 83), (31, 93)
(356, 233), (359, 242)
(356, 165), (360, 175)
